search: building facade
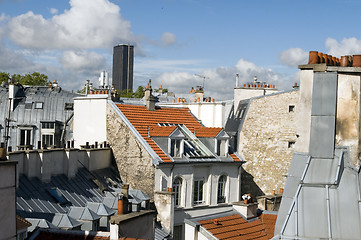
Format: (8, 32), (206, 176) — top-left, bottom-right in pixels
(112, 44), (134, 92)
(73, 86), (245, 240)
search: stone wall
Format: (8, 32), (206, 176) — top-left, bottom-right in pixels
(106, 104), (155, 199)
(238, 90), (299, 195)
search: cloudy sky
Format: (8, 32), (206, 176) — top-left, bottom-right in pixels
(1, 0), (361, 100)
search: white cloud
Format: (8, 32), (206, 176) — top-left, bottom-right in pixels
(161, 32), (177, 47)
(153, 58), (292, 100)
(7, 0), (135, 49)
(279, 48), (308, 67)
(325, 37), (361, 56)
(50, 8), (58, 15)
(60, 50), (106, 73)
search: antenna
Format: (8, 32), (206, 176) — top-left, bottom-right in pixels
(194, 74), (209, 89)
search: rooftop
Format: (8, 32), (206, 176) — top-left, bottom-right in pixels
(197, 212), (277, 240)
(116, 104), (242, 163)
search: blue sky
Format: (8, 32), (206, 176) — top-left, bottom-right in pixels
(1, 0), (361, 99)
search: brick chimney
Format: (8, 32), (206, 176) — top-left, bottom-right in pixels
(144, 80), (156, 111)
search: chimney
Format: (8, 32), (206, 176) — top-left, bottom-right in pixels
(235, 73), (239, 88)
(144, 80), (156, 111)
(233, 194), (258, 219)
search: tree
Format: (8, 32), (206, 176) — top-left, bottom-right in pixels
(133, 86), (145, 98)
(0, 72), (10, 85)
(19, 72), (49, 86)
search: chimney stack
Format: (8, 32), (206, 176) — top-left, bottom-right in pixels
(145, 80), (156, 111)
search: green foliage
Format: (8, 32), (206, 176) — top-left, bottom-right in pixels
(162, 88), (168, 94)
(18, 72), (49, 86)
(133, 86), (145, 98)
(118, 86), (145, 98)
(0, 72), (10, 85)
(0, 72), (49, 86)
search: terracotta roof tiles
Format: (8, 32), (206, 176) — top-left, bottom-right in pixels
(198, 213), (276, 240)
(116, 104), (241, 163)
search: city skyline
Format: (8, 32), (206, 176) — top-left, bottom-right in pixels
(0, 0), (361, 99)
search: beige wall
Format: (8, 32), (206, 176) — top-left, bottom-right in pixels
(336, 74), (361, 167)
(238, 90), (299, 195)
(106, 104), (155, 199)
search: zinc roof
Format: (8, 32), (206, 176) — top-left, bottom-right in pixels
(198, 213), (277, 240)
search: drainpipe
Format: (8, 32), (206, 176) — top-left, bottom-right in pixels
(60, 112), (74, 147)
(326, 185), (332, 240)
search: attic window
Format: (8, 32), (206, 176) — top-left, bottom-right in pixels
(288, 141), (295, 148)
(170, 139), (182, 158)
(35, 102), (43, 109)
(25, 101), (32, 109)
(289, 105), (295, 112)
(47, 188), (69, 205)
(64, 103), (74, 110)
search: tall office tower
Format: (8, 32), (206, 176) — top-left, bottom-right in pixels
(112, 44), (134, 92)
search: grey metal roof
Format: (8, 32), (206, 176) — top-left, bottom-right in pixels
(16, 166), (120, 228)
(0, 84), (80, 149)
(68, 207), (101, 221)
(86, 202), (115, 216)
(52, 213), (82, 229)
(26, 218), (57, 232)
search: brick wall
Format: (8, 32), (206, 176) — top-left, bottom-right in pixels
(238, 90), (299, 195)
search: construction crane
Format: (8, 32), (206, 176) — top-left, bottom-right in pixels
(194, 74), (209, 89)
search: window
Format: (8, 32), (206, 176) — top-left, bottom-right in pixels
(19, 129), (32, 146)
(193, 179), (204, 205)
(35, 102), (43, 109)
(24, 101), (32, 109)
(217, 139), (227, 156)
(173, 177), (182, 207)
(42, 134), (54, 147)
(65, 102), (74, 110)
(41, 122), (55, 129)
(170, 139), (182, 157)
(289, 105), (295, 112)
(288, 141), (295, 148)
(217, 176), (227, 203)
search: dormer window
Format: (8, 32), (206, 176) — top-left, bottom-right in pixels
(168, 128), (185, 158)
(170, 139), (182, 157)
(217, 139), (227, 156)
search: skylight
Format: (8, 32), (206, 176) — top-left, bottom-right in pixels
(47, 188), (69, 205)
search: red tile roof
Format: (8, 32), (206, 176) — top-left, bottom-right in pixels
(116, 104), (242, 163)
(194, 127), (222, 137)
(148, 126), (177, 137)
(198, 213), (277, 240)
(16, 215), (32, 230)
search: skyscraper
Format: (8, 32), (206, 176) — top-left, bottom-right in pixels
(112, 44), (134, 92)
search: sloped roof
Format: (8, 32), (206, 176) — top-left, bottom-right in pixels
(16, 215), (32, 231)
(198, 213), (277, 240)
(52, 213), (82, 229)
(116, 104), (242, 163)
(194, 127), (222, 137)
(68, 207), (101, 221)
(148, 126), (177, 137)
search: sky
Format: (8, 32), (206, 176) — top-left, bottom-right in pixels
(1, 0), (361, 100)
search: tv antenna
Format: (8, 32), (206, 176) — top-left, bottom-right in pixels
(194, 74), (209, 89)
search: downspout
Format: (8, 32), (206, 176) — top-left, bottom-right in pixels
(60, 112), (74, 147)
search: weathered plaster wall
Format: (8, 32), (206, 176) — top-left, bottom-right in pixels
(336, 74), (361, 167)
(106, 104), (155, 199)
(238, 90), (299, 195)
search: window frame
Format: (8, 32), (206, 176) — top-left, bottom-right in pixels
(173, 177), (183, 207)
(193, 178), (204, 205)
(217, 175), (227, 203)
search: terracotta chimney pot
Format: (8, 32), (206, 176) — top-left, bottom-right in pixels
(308, 51), (319, 64)
(353, 55), (361, 67)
